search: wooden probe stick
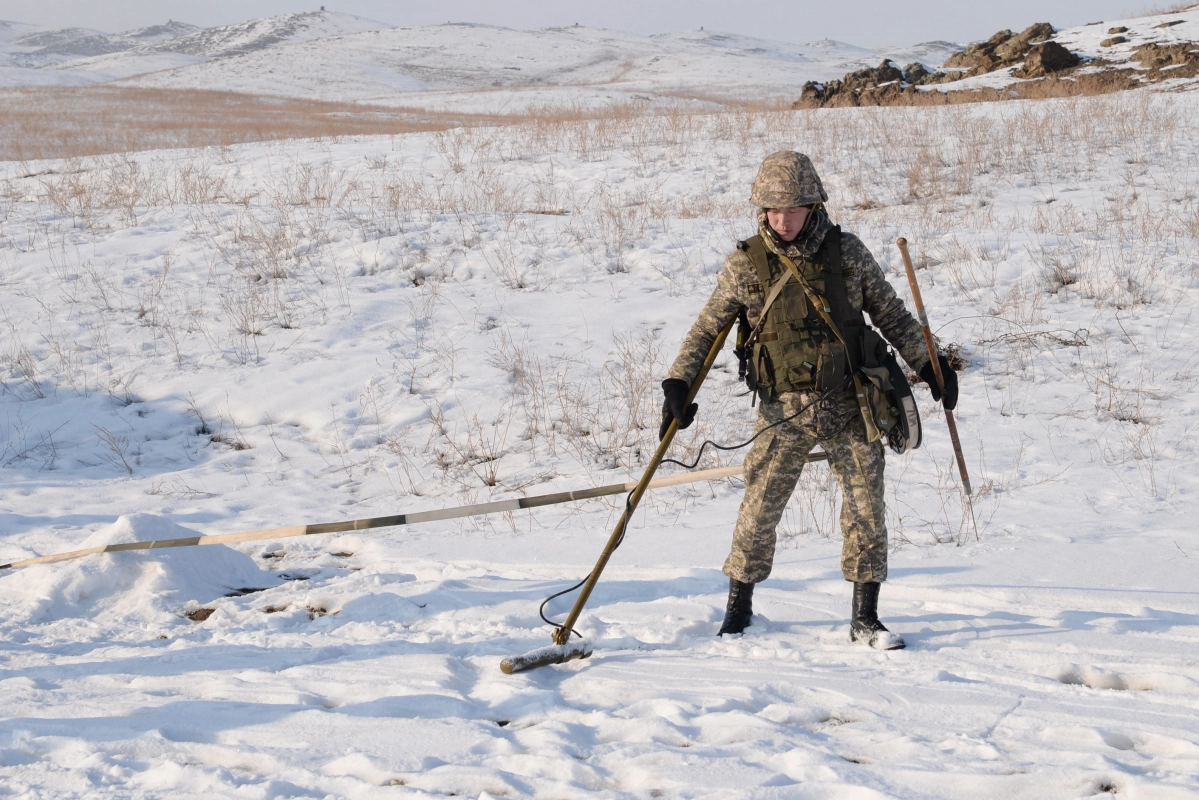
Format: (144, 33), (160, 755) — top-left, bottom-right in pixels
(896, 238), (972, 496)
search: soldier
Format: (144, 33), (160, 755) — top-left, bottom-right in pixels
(661, 151), (957, 650)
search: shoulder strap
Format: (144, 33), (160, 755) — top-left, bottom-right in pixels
(738, 235), (773, 288)
(815, 226), (865, 369)
(737, 234), (790, 347)
(818, 227), (857, 325)
(777, 251), (881, 441)
(747, 270), (792, 343)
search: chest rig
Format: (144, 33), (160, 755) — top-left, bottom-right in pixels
(733, 228), (923, 454)
(737, 227), (866, 398)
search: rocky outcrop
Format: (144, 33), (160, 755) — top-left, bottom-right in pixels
(1014, 41), (1080, 78)
(942, 23), (1058, 77)
(797, 61), (952, 108)
(794, 21), (1088, 109)
(1132, 41), (1199, 69)
(791, 16), (1198, 111)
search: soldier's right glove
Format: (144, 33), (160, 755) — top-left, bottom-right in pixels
(919, 355), (958, 411)
(659, 379), (697, 440)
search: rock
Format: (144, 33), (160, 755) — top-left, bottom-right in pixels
(842, 60), (904, 91)
(797, 60), (906, 107)
(943, 29), (1011, 72)
(1107, 26), (1129, 34)
(942, 22), (1063, 77)
(1014, 41), (1081, 78)
(994, 22), (1057, 61)
(1132, 42), (1199, 69)
(1101, 36), (1127, 47)
(901, 62), (932, 83)
(1154, 20), (1185, 29)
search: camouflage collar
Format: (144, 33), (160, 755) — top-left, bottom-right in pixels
(756, 208), (834, 261)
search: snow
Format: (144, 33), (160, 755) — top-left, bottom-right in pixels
(1056, 11), (1199, 61)
(2, 514), (282, 629)
(113, 24), (961, 109)
(1, 7), (1199, 798)
(0, 11), (963, 105)
(0, 11), (393, 88)
(5, 7), (1199, 107)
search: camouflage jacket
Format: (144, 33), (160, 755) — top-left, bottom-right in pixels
(667, 210), (930, 386)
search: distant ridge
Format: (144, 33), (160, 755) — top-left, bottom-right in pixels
(2, 8), (1197, 106)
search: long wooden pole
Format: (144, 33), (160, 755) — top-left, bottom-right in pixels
(0, 454), (827, 572)
(896, 238), (972, 496)
(549, 319), (737, 646)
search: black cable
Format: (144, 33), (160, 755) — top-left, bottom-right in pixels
(538, 376), (851, 638)
(661, 375), (851, 470)
(538, 576), (588, 639)
(540, 486), (637, 640)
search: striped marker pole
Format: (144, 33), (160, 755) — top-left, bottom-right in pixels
(0, 456), (827, 572)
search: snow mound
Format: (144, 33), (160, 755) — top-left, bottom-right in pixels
(0, 513), (281, 625)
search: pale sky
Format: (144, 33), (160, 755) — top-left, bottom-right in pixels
(0, 1), (1164, 48)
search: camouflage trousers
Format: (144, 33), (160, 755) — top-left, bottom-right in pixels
(723, 389), (888, 585)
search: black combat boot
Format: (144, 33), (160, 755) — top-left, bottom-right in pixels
(849, 581), (905, 650)
(717, 578), (755, 636)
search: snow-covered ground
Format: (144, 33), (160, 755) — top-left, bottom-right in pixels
(114, 24), (960, 110)
(1, 80), (1199, 796)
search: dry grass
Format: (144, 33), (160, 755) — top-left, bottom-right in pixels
(0, 87), (534, 162)
(0, 86), (743, 163)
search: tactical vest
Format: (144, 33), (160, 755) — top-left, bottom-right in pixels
(738, 227), (866, 397)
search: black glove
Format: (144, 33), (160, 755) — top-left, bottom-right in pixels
(659, 379), (697, 440)
(918, 355), (958, 411)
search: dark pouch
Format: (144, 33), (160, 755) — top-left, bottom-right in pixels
(752, 342), (775, 403)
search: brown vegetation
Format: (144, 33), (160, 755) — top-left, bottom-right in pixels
(0, 86), (536, 162)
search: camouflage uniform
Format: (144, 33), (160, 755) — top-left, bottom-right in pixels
(667, 151), (929, 585)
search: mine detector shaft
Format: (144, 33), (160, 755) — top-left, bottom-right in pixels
(499, 318), (738, 675)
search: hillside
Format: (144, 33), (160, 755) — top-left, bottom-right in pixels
(6, 8), (1199, 111)
(2, 11), (962, 105)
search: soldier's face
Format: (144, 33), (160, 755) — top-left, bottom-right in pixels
(766, 206), (811, 242)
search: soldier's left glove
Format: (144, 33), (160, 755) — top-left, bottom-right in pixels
(919, 355), (958, 410)
(659, 379), (697, 440)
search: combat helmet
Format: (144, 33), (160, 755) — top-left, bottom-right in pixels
(750, 150), (828, 209)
